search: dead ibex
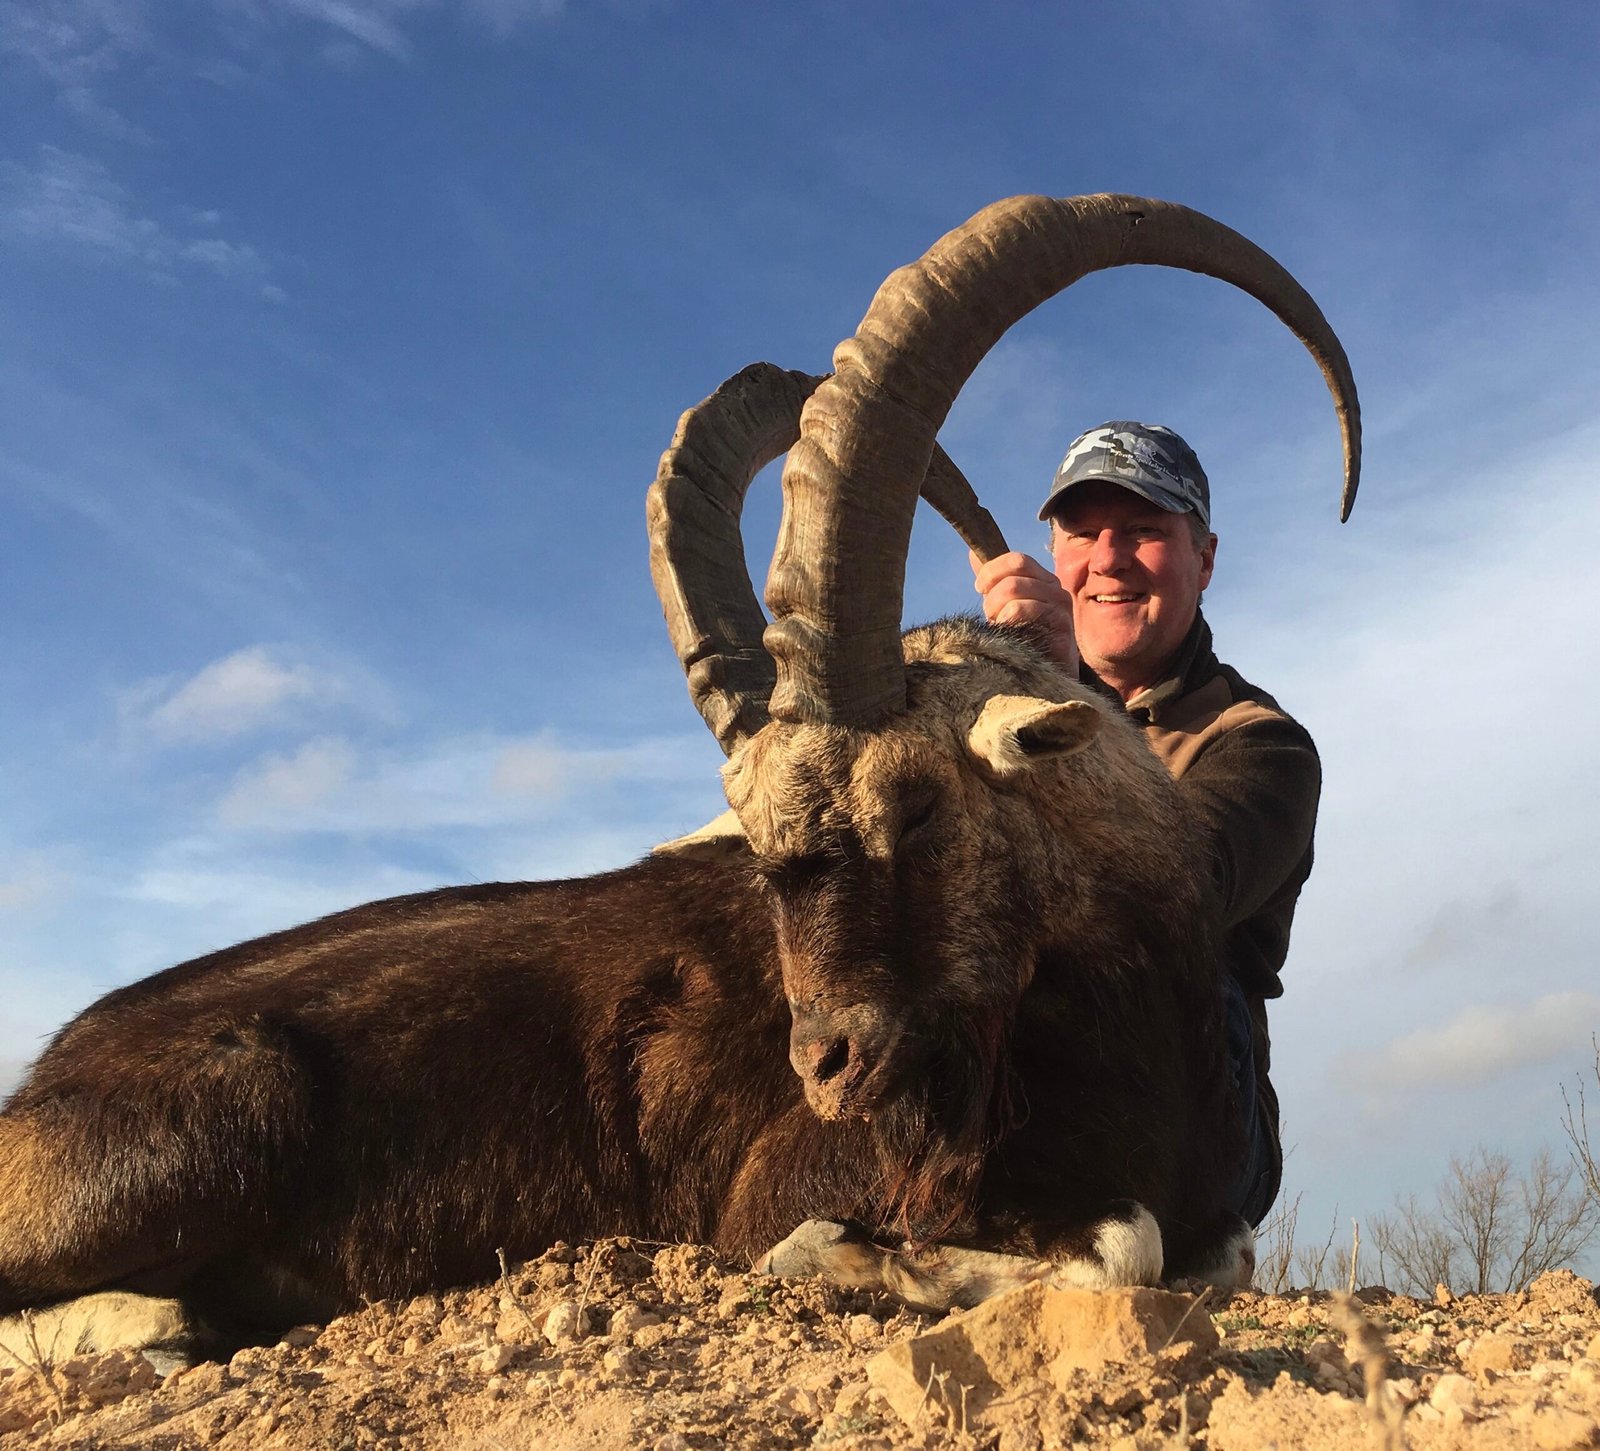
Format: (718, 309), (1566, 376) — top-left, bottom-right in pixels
(0, 195), (1358, 1358)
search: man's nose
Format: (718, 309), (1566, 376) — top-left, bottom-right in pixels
(1089, 529), (1132, 572)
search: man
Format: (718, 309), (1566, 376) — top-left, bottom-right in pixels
(971, 421), (1320, 1228)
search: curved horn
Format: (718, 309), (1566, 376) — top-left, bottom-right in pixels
(647, 363), (1007, 756)
(764, 193), (1362, 728)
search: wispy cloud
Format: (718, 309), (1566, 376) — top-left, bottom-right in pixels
(1338, 992), (1600, 1095)
(2, 0), (568, 103)
(273, 0), (418, 61)
(122, 847), (433, 916)
(0, 0), (152, 136)
(0, 147), (283, 297)
(458, 0), (565, 39)
(121, 645), (376, 745)
(215, 729), (701, 833)
(217, 737), (355, 825)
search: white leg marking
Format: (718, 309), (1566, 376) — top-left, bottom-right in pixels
(1048, 1206), (1164, 1289)
(0, 1292), (199, 1371)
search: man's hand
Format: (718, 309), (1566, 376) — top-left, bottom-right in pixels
(970, 549), (1080, 677)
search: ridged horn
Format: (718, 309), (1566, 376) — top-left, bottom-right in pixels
(764, 193), (1362, 728)
(647, 363), (1007, 756)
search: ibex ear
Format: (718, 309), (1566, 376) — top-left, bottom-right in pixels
(651, 808), (747, 859)
(967, 695), (1102, 778)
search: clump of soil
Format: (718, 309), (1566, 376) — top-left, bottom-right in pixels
(3, 1242), (1598, 1449)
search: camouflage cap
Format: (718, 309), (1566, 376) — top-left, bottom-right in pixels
(1038, 421), (1211, 530)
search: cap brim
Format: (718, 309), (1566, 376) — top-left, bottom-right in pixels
(1037, 473), (1193, 522)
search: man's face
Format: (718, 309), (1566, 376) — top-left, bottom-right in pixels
(1048, 481), (1216, 698)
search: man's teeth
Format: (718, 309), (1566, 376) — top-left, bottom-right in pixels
(1092, 593), (1141, 603)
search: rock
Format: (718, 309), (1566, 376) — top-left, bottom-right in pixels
(1431, 1372), (1478, 1421)
(57, 1349), (160, 1408)
(866, 1282), (1216, 1429)
(1466, 1332), (1531, 1377)
(495, 1306), (544, 1345)
(1529, 1271), (1600, 1316)
(844, 1314), (880, 1345)
(1436, 1282), (1455, 1307)
(166, 1360), (228, 1396)
(229, 1344), (275, 1375)
(437, 1313), (481, 1345)
(832, 1379), (872, 1419)
(1205, 1372), (1366, 1451)
(608, 1303), (661, 1339)
(471, 1343), (519, 1375)
(405, 1294), (443, 1326)
(542, 1301), (591, 1345)
(1532, 1407), (1600, 1450)
(772, 1385), (820, 1417)
(1406, 1326), (1439, 1357)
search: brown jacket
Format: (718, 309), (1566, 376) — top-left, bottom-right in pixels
(1115, 612), (1321, 1005)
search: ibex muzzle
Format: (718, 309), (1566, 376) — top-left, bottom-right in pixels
(786, 998), (899, 1119)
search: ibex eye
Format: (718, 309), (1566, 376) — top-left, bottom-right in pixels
(895, 789), (938, 853)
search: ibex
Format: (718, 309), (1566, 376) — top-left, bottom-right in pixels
(0, 195), (1358, 1362)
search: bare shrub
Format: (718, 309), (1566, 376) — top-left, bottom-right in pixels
(1254, 1191), (1301, 1292)
(1291, 1209), (1342, 1291)
(1561, 1035), (1600, 1215)
(1370, 1148), (1596, 1297)
(1370, 1197), (1458, 1297)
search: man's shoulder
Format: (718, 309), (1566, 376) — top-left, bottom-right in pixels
(1211, 661), (1310, 737)
(1144, 656), (1317, 777)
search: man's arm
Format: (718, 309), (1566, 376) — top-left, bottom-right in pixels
(1169, 713), (1321, 929)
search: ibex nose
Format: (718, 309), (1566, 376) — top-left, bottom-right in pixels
(787, 1002), (890, 1120)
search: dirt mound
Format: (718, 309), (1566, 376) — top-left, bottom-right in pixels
(3, 1242), (1598, 1449)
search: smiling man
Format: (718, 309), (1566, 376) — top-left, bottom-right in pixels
(972, 421), (1321, 1230)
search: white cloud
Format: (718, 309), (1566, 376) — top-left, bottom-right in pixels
(123, 645), (369, 744)
(123, 853), (432, 919)
(0, 147), (279, 295)
(213, 729), (702, 833)
(218, 737), (355, 825)
(1338, 992), (1600, 1095)
(492, 735), (613, 799)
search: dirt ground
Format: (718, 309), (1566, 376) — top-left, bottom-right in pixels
(3, 1242), (1598, 1450)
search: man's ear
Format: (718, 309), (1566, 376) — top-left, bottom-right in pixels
(967, 695), (1102, 778)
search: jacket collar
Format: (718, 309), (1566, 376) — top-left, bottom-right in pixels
(1121, 611), (1217, 724)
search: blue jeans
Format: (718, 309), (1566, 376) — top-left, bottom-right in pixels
(1224, 975), (1280, 1228)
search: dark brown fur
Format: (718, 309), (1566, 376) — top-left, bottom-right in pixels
(0, 620), (1242, 1339)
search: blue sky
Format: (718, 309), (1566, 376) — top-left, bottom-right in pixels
(3, 0), (1599, 1269)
